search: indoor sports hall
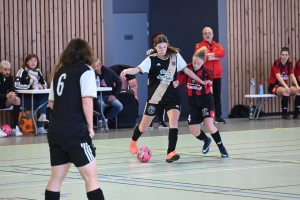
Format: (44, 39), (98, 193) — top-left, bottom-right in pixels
(1, 117), (299, 200)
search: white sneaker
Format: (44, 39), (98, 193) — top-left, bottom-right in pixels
(37, 127), (47, 134)
(38, 114), (49, 123)
(0, 129), (7, 137)
(12, 126), (23, 137)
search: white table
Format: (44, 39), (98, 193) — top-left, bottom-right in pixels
(245, 94), (277, 119)
(16, 89), (50, 136)
(95, 87), (112, 131)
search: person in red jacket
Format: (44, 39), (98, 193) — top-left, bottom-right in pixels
(195, 27), (226, 124)
(293, 59), (300, 119)
(174, 47), (228, 157)
(268, 47), (300, 119)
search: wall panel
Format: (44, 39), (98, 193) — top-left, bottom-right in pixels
(227, 0), (300, 114)
(0, 0), (103, 124)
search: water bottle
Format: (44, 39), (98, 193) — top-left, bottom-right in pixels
(96, 76), (100, 87)
(259, 84), (264, 94)
(34, 81), (39, 90)
(250, 77), (256, 95)
(249, 101), (254, 119)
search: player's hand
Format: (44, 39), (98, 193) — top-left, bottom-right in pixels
(120, 70), (127, 80)
(173, 80), (179, 88)
(88, 126), (95, 138)
(38, 84), (43, 89)
(203, 80), (213, 85)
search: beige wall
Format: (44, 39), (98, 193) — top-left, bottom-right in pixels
(227, 0), (300, 114)
(0, 0), (103, 124)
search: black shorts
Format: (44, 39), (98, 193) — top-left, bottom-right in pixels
(188, 95), (215, 125)
(49, 137), (96, 167)
(144, 102), (181, 116)
(0, 100), (7, 109)
(268, 84), (284, 95)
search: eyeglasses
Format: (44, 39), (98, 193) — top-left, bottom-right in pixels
(203, 32), (213, 35)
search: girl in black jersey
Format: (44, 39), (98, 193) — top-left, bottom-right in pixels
(121, 34), (212, 163)
(175, 47), (228, 157)
(45, 38), (105, 200)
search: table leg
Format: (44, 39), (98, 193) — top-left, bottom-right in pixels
(99, 90), (108, 132)
(31, 94), (38, 136)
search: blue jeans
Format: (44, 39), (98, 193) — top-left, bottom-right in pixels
(94, 95), (123, 121)
(22, 94), (48, 128)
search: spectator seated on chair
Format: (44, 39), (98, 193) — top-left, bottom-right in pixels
(0, 60), (22, 137)
(110, 64), (139, 119)
(15, 54), (49, 134)
(93, 59), (123, 129)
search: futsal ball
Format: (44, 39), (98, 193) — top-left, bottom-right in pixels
(137, 146), (152, 163)
(1, 124), (12, 136)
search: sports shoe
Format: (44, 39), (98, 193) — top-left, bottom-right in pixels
(215, 117), (226, 124)
(38, 114), (49, 123)
(130, 139), (137, 154)
(166, 151), (180, 163)
(148, 122), (153, 129)
(282, 114), (292, 120)
(37, 127), (47, 134)
(218, 146), (229, 158)
(293, 114), (300, 119)
(98, 120), (109, 130)
(202, 137), (211, 154)
(11, 126), (23, 137)
(158, 121), (169, 128)
(0, 129), (7, 137)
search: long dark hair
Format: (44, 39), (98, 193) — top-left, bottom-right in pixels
(149, 34), (179, 57)
(53, 38), (95, 75)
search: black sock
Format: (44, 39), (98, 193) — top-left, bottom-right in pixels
(196, 130), (208, 141)
(158, 111), (164, 122)
(13, 105), (21, 128)
(281, 96), (289, 115)
(87, 188), (105, 200)
(294, 95), (300, 116)
(211, 130), (223, 147)
(167, 128), (178, 154)
(45, 190), (60, 200)
(132, 125), (143, 141)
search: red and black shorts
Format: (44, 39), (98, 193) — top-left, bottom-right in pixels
(144, 102), (181, 116)
(268, 84), (285, 95)
(187, 94), (215, 125)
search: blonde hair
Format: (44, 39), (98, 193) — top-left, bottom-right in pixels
(0, 60), (11, 68)
(193, 47), (207, 62)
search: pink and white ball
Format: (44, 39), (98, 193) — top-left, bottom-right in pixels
(137, 146), (152, 163)
(1, 124), (12, 136)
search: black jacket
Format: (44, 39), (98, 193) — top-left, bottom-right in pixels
(96, 66), (122, 98)
(0, 75), (15, 100)
(15, 67), (47, 90)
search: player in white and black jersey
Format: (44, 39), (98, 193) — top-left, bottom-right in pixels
(45, 38), (105, 200)
(121, 34), (212, 163)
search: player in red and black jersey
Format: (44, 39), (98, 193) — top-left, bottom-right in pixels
(175, 47), (228, 157)
(268, 47), (300, 119)
(293, 59), (300, 119)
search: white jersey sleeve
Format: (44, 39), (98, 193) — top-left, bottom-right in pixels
(137, 57), (151, 73)
(176, 52), (187, 71)
(48, 78), (54, 101)
(80, 66), (97, 98)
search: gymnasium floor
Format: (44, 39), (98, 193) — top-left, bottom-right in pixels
(0, 116), (300, 200)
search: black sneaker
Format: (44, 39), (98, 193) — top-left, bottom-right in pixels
(293, 114), (300, 119)
(158, 121), (169, 128)
(215, 117), (226, 124)
(148, 122), (154, 129)
(218, 146), (229, 158)
(282, 114), (292, 120)
(202, 137), (211, 154)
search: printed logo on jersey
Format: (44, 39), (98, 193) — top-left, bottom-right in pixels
(172, 61), (176, 66)
(157, 69), (174, 85)
(147, 105), (156, 115)
(156, 63), (161, 66)
(281, 71), (288, 80)
(202, 108), (209, 117)
(187, 82), (202, 90)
